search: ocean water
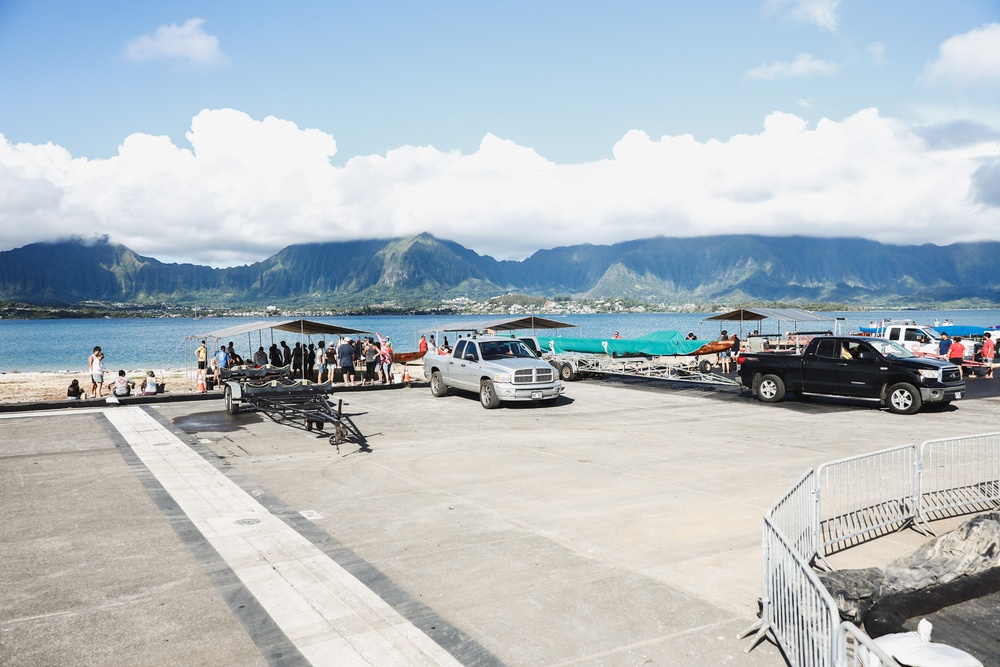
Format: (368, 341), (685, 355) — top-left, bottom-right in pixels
(2, 309), (1000, 373)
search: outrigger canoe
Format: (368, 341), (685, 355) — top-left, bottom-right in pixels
(536, 330), (732, 358)
(393, 350), (428, 364)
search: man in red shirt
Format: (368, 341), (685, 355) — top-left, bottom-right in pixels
(947, 336), (967, 379)
(981, 333), (995, 378)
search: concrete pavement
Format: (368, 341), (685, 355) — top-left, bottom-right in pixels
(2, 377), (998, 666)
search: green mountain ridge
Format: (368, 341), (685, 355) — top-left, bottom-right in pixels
(0, 233), (997, 309)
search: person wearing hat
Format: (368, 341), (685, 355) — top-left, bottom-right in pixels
(337, 336), (356, 386)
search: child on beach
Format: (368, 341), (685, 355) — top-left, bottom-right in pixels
(90, 350), (106, 398)
(67, 379), (84, 400)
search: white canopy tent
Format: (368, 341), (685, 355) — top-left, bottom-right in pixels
(184, 318), (370, 382)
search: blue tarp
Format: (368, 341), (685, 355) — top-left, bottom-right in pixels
(537, 330), (710, 357)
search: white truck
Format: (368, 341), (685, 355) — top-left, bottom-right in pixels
(424, 335), (564, 408)
(860, 323), (940, 355)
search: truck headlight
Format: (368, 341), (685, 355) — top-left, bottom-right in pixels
(918, 369), (941, 382)
(492, 373), (512, 383)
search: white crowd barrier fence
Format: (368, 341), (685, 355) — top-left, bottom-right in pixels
(743, 431), (1000, 666)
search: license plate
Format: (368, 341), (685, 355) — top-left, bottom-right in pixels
(531, 391), (542, 399)
(956, 392), (963, 400)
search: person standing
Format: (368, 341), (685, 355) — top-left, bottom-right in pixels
(214, 345), (228, 385)
(938, 332), (952, 358)
(93, 352), (107, 397)
(337, 337), (356, 386)
(88, 346), (103, 398)
(196, 340), (207, 371)
(315, 341), (327, 382)
(947, 336), (966, 379)
(419, 335), (428, 355)
(281, 341), (292, 367)
(269, 343), (282, 367)
(305, 343), (316, 381)
(982, 333), (995, 378)
(364, 338), (379, 385)
(291, 342), (303, 377)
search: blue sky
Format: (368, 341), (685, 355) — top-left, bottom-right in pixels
(1, 1), (999, 266)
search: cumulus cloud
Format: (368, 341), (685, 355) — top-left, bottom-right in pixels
(923, 23), (1000, 86)
(123, 18), (228, 68)
(745, 53), (839, 80)
(0, 107), (998, 266)
(764, 0), (842, 31)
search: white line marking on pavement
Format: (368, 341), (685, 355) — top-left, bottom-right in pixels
(90, 406), (463, 667)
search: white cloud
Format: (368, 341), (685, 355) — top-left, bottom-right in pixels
(0, 107), (998, 266)
(764, 0), (841, 31)
(867, 41), (887, 66)
(923, 23), (1000, 86)
(745, 53), (839, 80)
(123, 18), (228, 68)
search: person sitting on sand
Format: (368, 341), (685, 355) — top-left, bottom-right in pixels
(109, 370), (134, 397)
(67, 379), (85, 400)
(140, 371), (160, 395)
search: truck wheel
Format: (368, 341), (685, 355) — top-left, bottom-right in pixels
(480, 379), (501, 409)
(225, 386), (240, 415)
(430, 371), (448, 397)
(886, 382), (922, 415)
(756, 374), (785, 403)
(558, 362), (575, 382)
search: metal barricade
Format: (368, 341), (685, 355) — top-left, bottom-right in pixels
(836, 622), (901, 667)
(770, 469), (819, 562)
(918, 432), (1000, 523)
(756, 517), (841, 667)
(815, 445), (918, 559)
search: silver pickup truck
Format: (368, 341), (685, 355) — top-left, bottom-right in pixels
(424, 335), (564, 408)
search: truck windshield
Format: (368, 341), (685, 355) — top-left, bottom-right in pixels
(867, 340), (917, 359)
(479, 341), (535, 360)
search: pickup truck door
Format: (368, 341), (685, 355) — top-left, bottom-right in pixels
(448, 340), (479, 390)
(834, 341), (883, 398)
(802, 338), (841, 394)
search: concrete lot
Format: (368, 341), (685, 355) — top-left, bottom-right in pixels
(2, 376), (998, 666)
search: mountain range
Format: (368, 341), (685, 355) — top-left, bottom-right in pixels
(0, 233), (997, 309)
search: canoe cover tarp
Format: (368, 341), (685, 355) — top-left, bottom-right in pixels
(537, 330), (709, 356)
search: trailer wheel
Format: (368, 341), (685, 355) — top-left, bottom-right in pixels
(698, 359), (713, 374)
(756, 374), (786, 403)
(558, 362), (575, 382)
(886, 382), (922, 415)
(480, 379), (501, 409)
(225, 386), (240, 415)
(430, 371), (448, 397)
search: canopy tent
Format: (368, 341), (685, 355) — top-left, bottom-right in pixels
(433, 315), (578, 334)
(703, 307), (831, 324)
(703, 307), (835, 352)
(194, 318), (369, 341)
(183, 318), (371, 383)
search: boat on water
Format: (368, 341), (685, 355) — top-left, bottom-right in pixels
(536, 330), (732, 358)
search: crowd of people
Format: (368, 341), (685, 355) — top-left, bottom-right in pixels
(193, 333), (418, 391)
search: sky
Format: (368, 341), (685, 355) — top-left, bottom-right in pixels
(1, 1), (999, 267)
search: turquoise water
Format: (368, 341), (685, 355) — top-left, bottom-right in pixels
(2, 309), (1000, 373)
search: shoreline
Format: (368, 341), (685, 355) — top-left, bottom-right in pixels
(0, 369), (192, 404)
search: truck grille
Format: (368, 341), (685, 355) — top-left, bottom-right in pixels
(943, 367), (962, 383)
(514, 368), (554, 384)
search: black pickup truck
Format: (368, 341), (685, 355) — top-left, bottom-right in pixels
(737, 335), (965, 414)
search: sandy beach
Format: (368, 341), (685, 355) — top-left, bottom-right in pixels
(0, 369), (191, 404)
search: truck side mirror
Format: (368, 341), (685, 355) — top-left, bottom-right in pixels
(857, 351), (875, 361)
(465, 353), (477, 362)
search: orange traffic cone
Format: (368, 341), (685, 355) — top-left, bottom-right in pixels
(195, 370), (206, 393)
(402, 366), (411, 383)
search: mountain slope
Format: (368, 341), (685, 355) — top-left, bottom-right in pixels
(0, 234), (997, 307)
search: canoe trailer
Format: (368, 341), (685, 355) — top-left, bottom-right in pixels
(545, 348), (741, 386)
(220, 365), (365, 448)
